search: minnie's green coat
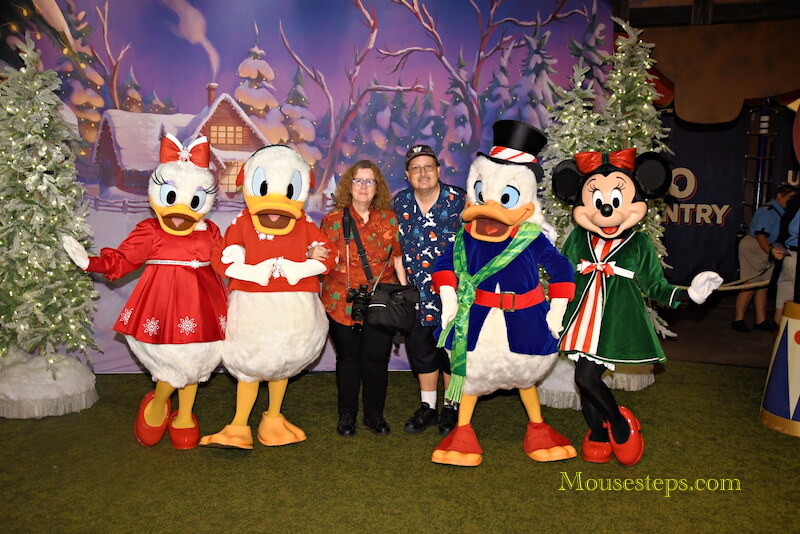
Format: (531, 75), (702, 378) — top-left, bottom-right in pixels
(560, 227), (681, 366)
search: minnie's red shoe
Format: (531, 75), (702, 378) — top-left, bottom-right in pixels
(134, 391), (170, 447)
(581, 430), (612, 463)
(607, 406), (644, 466)
(168, 412), (200, 450)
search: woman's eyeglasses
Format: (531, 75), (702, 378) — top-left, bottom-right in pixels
(408, 164), (438, 175)
(353, 179), (377, 187)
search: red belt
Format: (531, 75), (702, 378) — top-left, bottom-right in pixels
(474, 285), (545, 311)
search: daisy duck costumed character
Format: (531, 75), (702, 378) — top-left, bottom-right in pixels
(62, 134), (227, 449)
(200, 145), (336, 450)
(431, 120), (577, 467)
(552, 148), (722, 466)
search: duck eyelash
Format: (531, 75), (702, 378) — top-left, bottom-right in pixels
(204, 183), (219, 195)
(150, 171), (166, 186)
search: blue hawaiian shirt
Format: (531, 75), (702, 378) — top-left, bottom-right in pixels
(392, 183), (466, 326)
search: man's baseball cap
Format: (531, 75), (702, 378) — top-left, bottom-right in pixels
(405, 144), (439, 168)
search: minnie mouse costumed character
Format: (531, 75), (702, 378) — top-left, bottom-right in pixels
(552, 148), (722, 466)
(62, 134), (227, 449)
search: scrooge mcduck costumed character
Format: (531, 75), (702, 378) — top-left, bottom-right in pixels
(62, 134), (227, 449)
(552, 148), (722, 466)
(431, 120), (577, 467)
(200, 145), (336, 450)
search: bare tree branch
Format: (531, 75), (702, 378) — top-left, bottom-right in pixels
(281, 0), (429, 193)
(94, 0), (130, 110)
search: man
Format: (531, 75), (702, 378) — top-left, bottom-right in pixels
(733, 183), (796, 332)
(392, 145), (466, 436)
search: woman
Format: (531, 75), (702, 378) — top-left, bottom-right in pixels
(320, 160), (407, 438)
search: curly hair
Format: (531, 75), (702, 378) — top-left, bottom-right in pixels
(332, 160), (392, 210)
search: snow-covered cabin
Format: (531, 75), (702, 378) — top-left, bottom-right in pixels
(93, 84), (270, 197)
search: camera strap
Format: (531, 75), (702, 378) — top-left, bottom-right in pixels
(342, 207), (392, 292)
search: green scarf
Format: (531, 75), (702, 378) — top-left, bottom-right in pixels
(438, 222), (541, 404)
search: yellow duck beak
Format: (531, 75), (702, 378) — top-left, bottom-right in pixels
(246, 193), (304, 236)
(152, 204), (204, 236)
(461, 200), (535, 242)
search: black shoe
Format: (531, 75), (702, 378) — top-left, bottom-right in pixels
(753, 320), (778, 332)
(404, 402), (439, 434)
(336, 413), (356, 437)
(363, 416), (391, 435)
(731, 320), (750, 332)
(439, 404), (457, 436)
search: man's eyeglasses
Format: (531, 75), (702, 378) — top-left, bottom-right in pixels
(353, 178), (377, 187)
(408, 164), (438, 175)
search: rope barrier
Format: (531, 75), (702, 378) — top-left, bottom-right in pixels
(675, 263), (774, 291)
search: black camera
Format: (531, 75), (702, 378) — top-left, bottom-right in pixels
(346, 284), (371, 323)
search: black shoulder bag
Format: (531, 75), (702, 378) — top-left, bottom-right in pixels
(342, 208), (420, 334)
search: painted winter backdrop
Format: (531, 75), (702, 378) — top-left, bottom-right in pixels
(6, 0), (626, 372)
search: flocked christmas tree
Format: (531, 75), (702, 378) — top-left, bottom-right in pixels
(543, 18), (670, 256)
(0, 38), (98, 362)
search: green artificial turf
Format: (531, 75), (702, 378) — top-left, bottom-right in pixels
(1, 361), (796, 533)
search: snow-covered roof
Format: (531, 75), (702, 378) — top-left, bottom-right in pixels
(210, 147), (253, 170)
(93, 109), (197, 170)
(92, 93), (269, 172)
(180, 93), (270, 148)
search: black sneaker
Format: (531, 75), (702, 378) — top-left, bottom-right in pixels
(404, 402), (439, 433)
(336, 413), (356, 437)
(363, 416), (391, 435)
(731, 320), (750, 332)
(439, 404), (457, 436)
(753, 320), (778, 332)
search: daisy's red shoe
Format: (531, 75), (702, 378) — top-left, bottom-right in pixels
(581, 430), (612, 463)
(607, 406), (644, 466)
(168, 412), (200, 450)
(134, 391), (170, 447)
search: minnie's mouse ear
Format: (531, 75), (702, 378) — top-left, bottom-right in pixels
(552, 160), (583, 205)
(635, 152), (672, 199)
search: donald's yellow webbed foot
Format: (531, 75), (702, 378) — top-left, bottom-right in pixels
(199, 425), (253, 450)
(257, 413), (307, 446)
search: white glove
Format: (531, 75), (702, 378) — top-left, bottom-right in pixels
(61, 235), (89, 270)
(439, 285), (457, 331)
(540, 221), (558, 245)
(221, 245), (246, 265)
(545, 298), (568, 338)
(224, 259), (275, 286)
(279, 258), (326, 285)
(687, 271), (722, 304)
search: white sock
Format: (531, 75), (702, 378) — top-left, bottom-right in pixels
(421, 390), (437, 408)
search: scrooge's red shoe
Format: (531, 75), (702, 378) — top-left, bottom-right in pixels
(607, 406), (644, 466)
(581, 429), (612, 463)
(134, 391), (170, 447)
(168, 412), (200, 450)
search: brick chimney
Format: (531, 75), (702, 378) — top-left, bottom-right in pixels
(206, 83), (218, 106)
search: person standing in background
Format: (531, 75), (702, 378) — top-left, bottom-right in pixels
(392, 145), (466, 437)
(733, 183), (796, 332)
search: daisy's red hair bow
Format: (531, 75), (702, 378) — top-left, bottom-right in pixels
(574, 147), (636, 175)
(159, 133), (210, 168)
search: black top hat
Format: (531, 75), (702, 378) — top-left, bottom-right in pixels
(478, 120), (547, 167)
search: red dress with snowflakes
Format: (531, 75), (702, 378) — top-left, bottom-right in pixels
(87, 218), (227, 344)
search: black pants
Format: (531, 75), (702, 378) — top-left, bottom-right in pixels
(404, 321), (450, 375)
(327, 314), (394, 419)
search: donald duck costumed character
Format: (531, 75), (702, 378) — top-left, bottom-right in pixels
(200, 144), (336, 450)
(431, 120), (576, 467)
(62, 134), (227, 449)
